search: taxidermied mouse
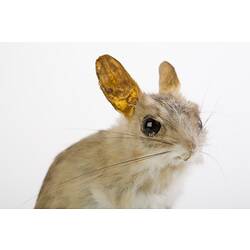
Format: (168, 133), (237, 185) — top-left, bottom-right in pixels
(35, 54), (206, 208)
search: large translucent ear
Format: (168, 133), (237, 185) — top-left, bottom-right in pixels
(159, 61), (180, 95)
(96, 55), (141, 117)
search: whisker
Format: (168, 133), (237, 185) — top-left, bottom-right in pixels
(100, 135), (174, 146)
(200, 143), (212, 147)
(201, 95), (222, 128)
(101, 131), (174, 145)
(59, 150), (172, 186)
(31, 149), (172, 208)
(200, 82), (211, 112)
(67, 128), (175, 146)
(200, 150), (225, 179)
(19, 128), (175, 207)
(15, 194), (40, 209)
(203, 112), (215, 128)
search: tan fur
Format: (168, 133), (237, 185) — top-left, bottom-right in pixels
(35, 55), (206, 209)
(159, 61), (180, 95)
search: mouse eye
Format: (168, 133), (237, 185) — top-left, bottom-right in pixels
(142, 116), (161, 136)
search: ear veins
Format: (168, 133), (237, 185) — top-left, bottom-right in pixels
(96, 55), (141, 117)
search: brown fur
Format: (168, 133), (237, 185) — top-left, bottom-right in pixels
(35, 56), (206, 209)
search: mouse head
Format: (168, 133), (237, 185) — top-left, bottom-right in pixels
(96, 55), (206, 164)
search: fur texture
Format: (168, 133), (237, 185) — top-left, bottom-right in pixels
(35, 55), (206, 208)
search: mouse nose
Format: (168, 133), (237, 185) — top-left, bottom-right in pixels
(181, 140), (196, 161)
(181, 152), (192, 161)
(186, 141), (196, 152)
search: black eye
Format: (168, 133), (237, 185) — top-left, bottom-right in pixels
(198, 118), (203, 130)
(142, 116), (161, 136)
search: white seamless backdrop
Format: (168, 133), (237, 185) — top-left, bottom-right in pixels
(0, 43), (250, 208)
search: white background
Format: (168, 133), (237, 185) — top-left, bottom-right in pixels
(1, 0), (250, 249)
(1, 43), (250, 208)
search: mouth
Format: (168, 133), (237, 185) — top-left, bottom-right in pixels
(175, 152), (192, 162)
(170, 143), (196, 163)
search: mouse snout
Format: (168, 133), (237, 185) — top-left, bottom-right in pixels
(186, 141), (196, 152)
(180, 140), (196, 161)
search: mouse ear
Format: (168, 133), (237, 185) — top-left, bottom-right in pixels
(96, 55), (141, 117)
(159, 61), (180, 95)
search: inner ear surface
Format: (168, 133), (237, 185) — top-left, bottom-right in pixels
(96, 55), (141, 117)
(159, 61), (180, 95)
